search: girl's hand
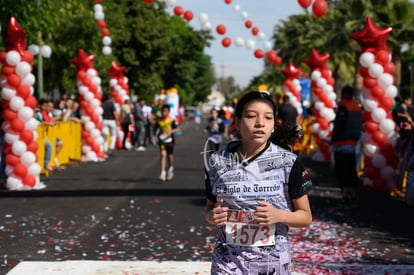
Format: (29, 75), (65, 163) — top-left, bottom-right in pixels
(255, 201), (282, 225)
(207, 199), (229, 227)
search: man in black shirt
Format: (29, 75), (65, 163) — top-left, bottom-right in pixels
(102, 95), (118, 156)
(278, 95), (298, 127)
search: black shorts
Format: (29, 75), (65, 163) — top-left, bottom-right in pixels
(159, 142), (174, 154)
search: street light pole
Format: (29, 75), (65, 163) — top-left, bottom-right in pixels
(37, 31), (44, 99)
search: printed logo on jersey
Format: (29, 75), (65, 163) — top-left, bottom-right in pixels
(257, 157), (283, 173)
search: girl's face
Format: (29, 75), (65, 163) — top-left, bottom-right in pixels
(211, 109), (218, 119)
(162, 108), (170, 118)
(236, 100), (275, 147)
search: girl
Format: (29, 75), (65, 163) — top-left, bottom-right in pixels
(204, 91), (312, 274)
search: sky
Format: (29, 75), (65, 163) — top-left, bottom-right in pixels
(164, 0), (304, 88)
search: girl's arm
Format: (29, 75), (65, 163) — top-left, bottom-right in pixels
(255, 195), (312, 228)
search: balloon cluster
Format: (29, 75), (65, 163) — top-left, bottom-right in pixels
(107, 61), (130, 149)
(351, 17), (398, 191)
(297, 0), (328, 18)
(304, 48), (336, 161)
(93, 0), (112, 55)
(281, 62), (303, 118)
(1, 17), (41, 190)
(70, 49), (106, 162)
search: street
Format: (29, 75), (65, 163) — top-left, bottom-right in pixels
(1, 120), (414, 275)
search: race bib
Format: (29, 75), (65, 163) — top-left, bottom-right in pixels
(159, 134), (173, 143)
(225, 210), (275, 247)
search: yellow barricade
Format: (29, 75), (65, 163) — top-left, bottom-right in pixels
(36, 121), (82, 174)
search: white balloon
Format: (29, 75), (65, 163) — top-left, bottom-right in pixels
(379, 118), (395, 134)
(311, 70), (322, 80)
(92, 76), (102, 86)
(18, 106), (34, 121)
(95, 107), (103, 116)
(10, 96), (25, 111)
(21, 151), (36, 166)
(362, 99), (378, 112)
(91, 128), (101, 138)
(328, 92), (337, 102)
(28, 163), (41, 176)
(364, 143), (377, 157)
(371, 107), (387, 123)
(385, 85), (398, 98)
(257, 32), (265, 41)
(12, 140), (27, 155)
(4, 131), (19, 144)
(316, 78), (327, 87)
(84, 91), (94, 101)
(78, 85), (88, 95)
(7, 176), (22, 190)
(25, 118), (40, 131)
(94, 11), (105, 20)
(86, 69), (97, 78)
(245, 39), (255, 50)
(240, 11), (248, 20)
(233, 4), (240, 12)
(378, 73), (393, 87)
(15, 62), (31, 77)
(198, 13), (209, 23)
(109, 79), (117, 87)
(22, 73), (35, 86)
(368, 63), (384, 78)
(81, 115), (91, 123)
(102, 46), (112, 55)
(165, 0), (176, 8)
(102, 36), (112, 46)
(91, 98), (100, 108)
(5, 166), (14, 177)
(94, 3), (103, 12)
(1, 87), (16, 100)
(234, 37), (244, 47)
(359, 52), (375, 67)
(82, 145), (91, 154)
(40, 45), (52, 58)
(201, 22), (211, 31)
(85, 121), (95, 131)
(28, 44), (39, 56)
(311, 123), (320, 133)
(314, 101), (324, 110)
(263, 41), (272, 52)
(5, 51), (21, 66)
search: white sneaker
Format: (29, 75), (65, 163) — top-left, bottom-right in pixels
(167, 167), (174, 180)
(137, 146), (146, 151)
(159, 171), (167, 181)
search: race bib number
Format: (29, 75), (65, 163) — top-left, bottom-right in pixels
(225, 210), (275, 247)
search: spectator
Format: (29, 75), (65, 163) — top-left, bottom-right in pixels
(102, 94), (118, 156)
(278, 95), (298, 127)
(331, 85), (363, 202)
(204, 108), (225, 154)
(132, 98), (147, 151)
(120, 98), (134, 150)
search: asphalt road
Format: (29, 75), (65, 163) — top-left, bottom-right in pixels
(1, 120), (414, 274)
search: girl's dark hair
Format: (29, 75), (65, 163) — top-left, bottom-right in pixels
(235, 91), (277, 120)
(161, 104), (171, 111)
(270, 123), (303, 152)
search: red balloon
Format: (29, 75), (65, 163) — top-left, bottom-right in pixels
(364, 121), (379, 133)
(6, 153), (20, 166)
(22, 174), (36, 187)
(27, 141), (38, 153)
(312, 0), (328, 18)
(2, 65), (15, 76)
(3, 17), (27, 55)
(221, 37), (231, 48)
(224, 0), (231, 4)
(20, 129), (34, 144)
(363, 77), (377, 89)
(3, 109), (18, 122)
(384, 62), (395, 74)
(142, 0), (153, 3)
(101, 28), (110, 36)
(298, 0), (312, 8)
(273, 56), (282, 66)
(379, 96), (394, 109)
(266, 50), (277, 63)
(17, 84), (30, 99)
(11, 118), (25, 132)
(7, 74), (21, 88)
(14, 163), (28, 178)
(216, 24), (226, 35)
(21, 51), (34, 63)
(173, 6), (184, 16)
(370, 85), (385, 99)
(251, 27), (259, 36)
(350, 17), (392, 52)
(375, 50), (389, 65)
(183, 10), (194, 21)
(245, 20), (253, 29)
(372, 130), (387, 145)
(359, 67), (369, 78)
(317, 117), (328, 130)
(25, 96), (37, 109)
(254, 49), (264, 59)
(96, 20), (106, 28)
